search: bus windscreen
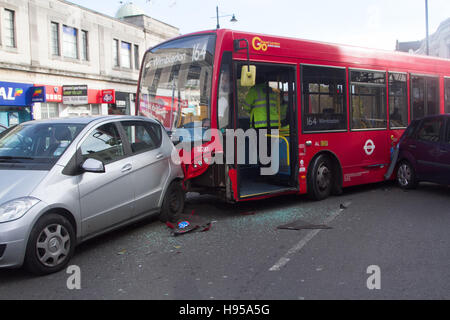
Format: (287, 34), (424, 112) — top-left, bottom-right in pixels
(138, 35), (216, 135)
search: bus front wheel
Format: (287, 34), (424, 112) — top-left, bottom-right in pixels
(308, 155), (333, 201)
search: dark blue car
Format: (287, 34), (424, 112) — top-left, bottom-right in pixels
(397, 114), (450, 189)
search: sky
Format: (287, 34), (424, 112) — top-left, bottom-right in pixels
(68, 0), (450, 51)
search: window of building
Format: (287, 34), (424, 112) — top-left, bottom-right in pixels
(302, 65), (347, 132)
(62, 25), (78, 59)
(80, 123), (124, 164)
(351, 70), (387, 130)
(411, 75), (439, 120)
(50, 22), (60, 56)
(388, 73), (408, 128)
(113, 39), (119, 67)
(445, 78), (450, 114)
(134, 44), (140, 69)
(4, 9), (16, 48)
(81, 30), (88, 61)
(120, 41), (132, 69)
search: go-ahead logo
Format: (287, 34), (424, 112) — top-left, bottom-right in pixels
(252, 37), (281, 52)
(364, 139), (376, 155)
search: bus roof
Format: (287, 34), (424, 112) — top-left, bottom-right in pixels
(147, 29), (450, 75)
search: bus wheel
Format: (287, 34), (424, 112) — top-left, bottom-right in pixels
(397, 161), (418, 189)
(308, 155), (333, 201)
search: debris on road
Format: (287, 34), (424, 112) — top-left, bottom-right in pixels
(340, 201), (352, 210)
(166, 214), (212, 236)
(277, 219), (332, 231)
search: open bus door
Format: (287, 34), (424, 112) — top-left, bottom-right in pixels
(234, 62), (298, 199)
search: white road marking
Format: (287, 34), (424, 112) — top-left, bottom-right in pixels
(269, 208), (343, 272)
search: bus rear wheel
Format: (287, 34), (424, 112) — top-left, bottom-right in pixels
(308, 155), (333, 201)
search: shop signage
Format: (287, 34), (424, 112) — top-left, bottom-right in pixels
(101, 89), (116, 104)
(0, 81), (33, 106)
(63, 85), (88, 105)
(31, 86), (46, 103)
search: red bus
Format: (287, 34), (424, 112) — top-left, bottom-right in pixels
(136, 29), (450, 202)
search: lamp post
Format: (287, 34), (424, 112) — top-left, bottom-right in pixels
(215, 5), (237, 29)
(425, 0), (429, 55)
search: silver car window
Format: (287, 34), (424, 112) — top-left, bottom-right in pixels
(80, 123), (124, 164)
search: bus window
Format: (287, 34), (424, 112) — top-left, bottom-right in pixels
(302, 65), (347, 132)
(446, 78), (450, 114)
(388, 73), (408, 128)
(218, 52), (232, 130)
(411, 75), (439, 120)
(351, 70), (387, 130)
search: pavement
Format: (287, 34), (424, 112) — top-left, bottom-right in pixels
(0, 181), (449, 300)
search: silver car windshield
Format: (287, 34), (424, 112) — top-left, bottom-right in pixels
(138, 34), (215, 134)
(0, 123), (85, 163)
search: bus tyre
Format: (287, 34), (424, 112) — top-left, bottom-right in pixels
(24, 214), (76, 276)
(160, 181), (185, 223)
(397, 161), (418, 189)
(308, 155), (333, 201)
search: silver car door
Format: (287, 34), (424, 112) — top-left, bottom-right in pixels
(77, 122), (135, 237)
(120, 120), (170, 217)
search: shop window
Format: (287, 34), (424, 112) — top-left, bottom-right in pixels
(41, 103), (59, 119)
(302, 65), (347, 132)
(411, 75), (439, 120)
(389, 73), (408, 128)
(351, 70), (387, 130)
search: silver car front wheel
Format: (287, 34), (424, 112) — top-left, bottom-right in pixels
(25, 214), (75, 275)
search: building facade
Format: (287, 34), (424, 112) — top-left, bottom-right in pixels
(0, 0), (179, 127)
(396, 18), (450, 59)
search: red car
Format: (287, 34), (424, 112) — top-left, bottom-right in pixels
(397, 114), (450, 189)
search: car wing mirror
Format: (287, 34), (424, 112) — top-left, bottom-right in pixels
(170, 134), (182, 146)
(82, 158), (105, 173)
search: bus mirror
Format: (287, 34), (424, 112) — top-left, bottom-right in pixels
(241, 65), (256, 87)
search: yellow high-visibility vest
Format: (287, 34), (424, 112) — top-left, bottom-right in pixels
(243, 84), (280, 128)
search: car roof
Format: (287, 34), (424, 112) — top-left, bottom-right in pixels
(21, 116), (160, 126)
(414, 114), (450, 122)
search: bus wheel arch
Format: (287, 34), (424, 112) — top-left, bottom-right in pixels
(307, 151), (343, 200)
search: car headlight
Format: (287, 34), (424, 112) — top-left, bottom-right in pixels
(0, 197), (40, 223)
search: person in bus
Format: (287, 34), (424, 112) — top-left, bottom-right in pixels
(243, 76), (280, 129)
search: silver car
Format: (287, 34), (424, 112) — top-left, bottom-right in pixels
(0, 116), (184, 275)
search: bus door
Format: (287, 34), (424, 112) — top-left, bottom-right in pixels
(234, 62), (298, 199)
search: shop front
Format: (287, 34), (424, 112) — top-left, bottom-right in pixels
(32, 85), (116, 119)
(0, 81), (34, 127)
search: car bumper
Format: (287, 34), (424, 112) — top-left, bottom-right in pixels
(0, 201), (46, 269)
